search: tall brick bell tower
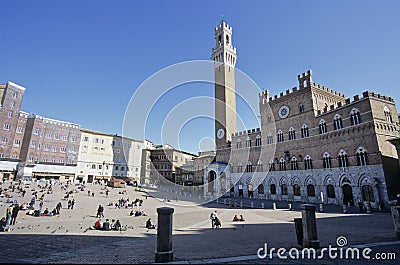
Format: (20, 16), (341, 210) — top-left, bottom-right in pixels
(212, 20), (237, 150)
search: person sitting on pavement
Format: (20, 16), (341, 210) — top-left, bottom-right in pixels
(113, 219), (122, 231)
(84, 219), (102, 232)
(102, 219), (111, 231)
(42, 208), (52, 216)
(233, 214), (239, 222)
(239, 214), (245, 222)
(146, 218), (156, 230)
(110, 219), (116, 229)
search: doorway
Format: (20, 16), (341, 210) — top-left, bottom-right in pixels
(342, 184), (354, 206)
(208, 171), (216, 193)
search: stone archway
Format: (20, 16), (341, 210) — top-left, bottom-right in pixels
(208, 171), (217, 193)
(342, 184), (354, 206)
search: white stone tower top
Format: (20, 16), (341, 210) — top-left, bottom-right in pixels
(212, 20), (237, 67)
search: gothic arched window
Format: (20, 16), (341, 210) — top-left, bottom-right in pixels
(255, 135), (262, 146)
(323, 152), (332, 169)
(350, 108), (361, 125)
(304, 155), (313, 170)
(356, 147), (369, 166)
(338, 150), (349, 167)
(277, 130), (284, 142)
(246, 161), (253, 172)
(319, 120), (327, 134)
(333, 114), (343, 130)
(384, 106), (393, 123)
(301, 124), (309, 138)
(289, 127), (296, 140)
(290, 157), (299, 170)
(267, 133), (273, 144)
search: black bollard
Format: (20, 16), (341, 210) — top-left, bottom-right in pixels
(155, 207), (174, 263)
(301, 204), (320, 248)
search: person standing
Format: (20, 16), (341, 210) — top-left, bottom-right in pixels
(96, 205), (104, 218)
(56, 202), (62, 215)
(358, 201), (364, 213)
(105, 189), (109, 198)
(67, 200), (72, 210)
(11, 204), (20, 225)
(71, 199), (75, 210)
(39, 201), (44, 214)
(100, 205), (104, 217)
(96, 205), (102, 218)
(238, 184), (244, 197)
(5, 205), (13, 226)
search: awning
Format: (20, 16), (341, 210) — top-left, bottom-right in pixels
(95, 176), (110, 180)
(0, 161), (18, 171)
(32, 164), (76, 174)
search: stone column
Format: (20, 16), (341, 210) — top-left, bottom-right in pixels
(155, 207), (174, 263)
(390, 205), (400, 239)
(301, 204), (320, 249)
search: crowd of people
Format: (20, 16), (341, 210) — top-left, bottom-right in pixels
(1, 179), (154, 234)
(84, 218), (126, 232)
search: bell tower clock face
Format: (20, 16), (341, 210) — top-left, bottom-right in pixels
(217, 128), (225, 139)
(278, 105), (290, 119)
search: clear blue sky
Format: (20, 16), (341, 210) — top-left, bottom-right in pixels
(1, 1), (399, 154)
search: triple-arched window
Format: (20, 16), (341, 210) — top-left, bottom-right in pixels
(350, 108), (361, 125)
(288, 127), (296, 140)
(267, 133), (273, 144)
(301, 124), (309, 138)
(246, 161), (253, 172)
(356, 147), (369, 166)
(246, 137), (251, 148)
(279, 158), (286, 171)
(236, 139), (242, 149)
(322, 152), (332, 169)
(255, 135), (262, 146)
(237, 162), (243, 172)
(304, 155), (313, 170)
(269, 159), (275, 171)
(384, 106), (393, 123)
(319, 120), (327, 134)
(277, 130), (284, 142)
(338, 150), (349, 167)
(290, 157), (298, 170)
(333, 114), (343, 130)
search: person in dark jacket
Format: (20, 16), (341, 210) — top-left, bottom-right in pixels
(10, 204), (21, 225)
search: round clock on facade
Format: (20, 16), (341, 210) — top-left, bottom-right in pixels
(217, 128), (225, 139)
(278, 105), (290, 119)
